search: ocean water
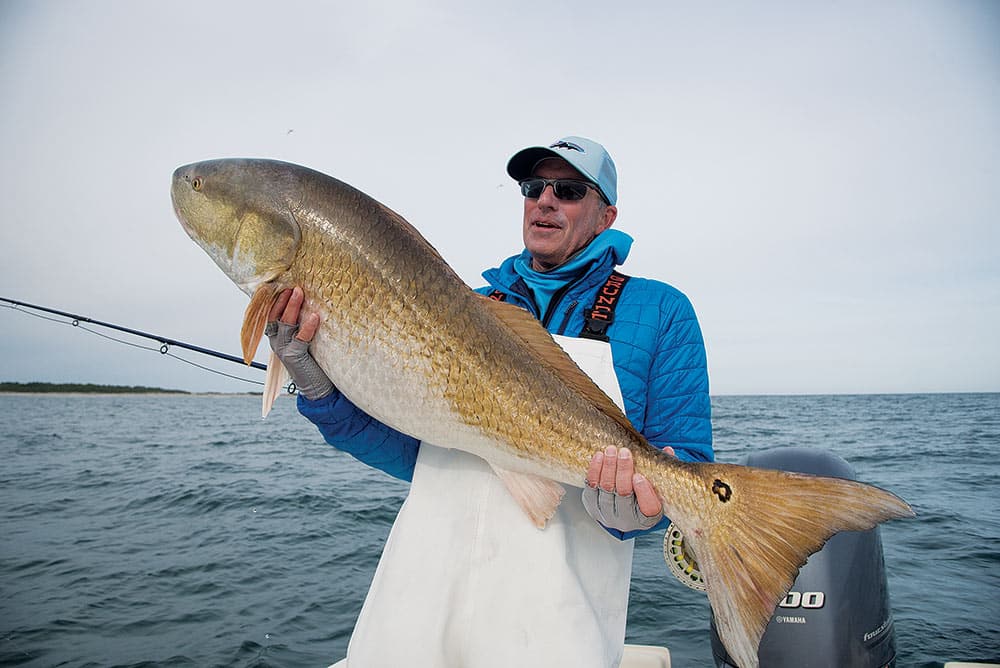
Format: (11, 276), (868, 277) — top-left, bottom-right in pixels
(1, 393), (997, 667)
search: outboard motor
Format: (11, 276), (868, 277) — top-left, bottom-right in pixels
(708, 447), (899, 667)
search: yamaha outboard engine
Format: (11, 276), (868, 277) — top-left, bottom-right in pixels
(710, 447), (899, 667)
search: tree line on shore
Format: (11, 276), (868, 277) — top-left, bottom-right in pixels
(0, 382), (189, 394)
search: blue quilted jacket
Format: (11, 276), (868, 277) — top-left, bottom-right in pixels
(298, 231), (713, 539)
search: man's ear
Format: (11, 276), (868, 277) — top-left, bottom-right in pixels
(599, 205), (618, 232)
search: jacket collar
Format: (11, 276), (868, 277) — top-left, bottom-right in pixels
(482, 229), (632, 299)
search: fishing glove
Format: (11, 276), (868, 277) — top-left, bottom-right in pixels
(582, 484), (663, 532)
(265, 321), (335, 401)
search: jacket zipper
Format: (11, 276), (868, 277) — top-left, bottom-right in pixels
(541, 284), (574, 329)
(555, 300), (579, 336)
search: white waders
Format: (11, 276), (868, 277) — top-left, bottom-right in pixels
(346, 336), (634, 668)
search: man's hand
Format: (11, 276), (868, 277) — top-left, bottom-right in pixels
(265, 287), (335, 400)
(582, 446), (669, 532)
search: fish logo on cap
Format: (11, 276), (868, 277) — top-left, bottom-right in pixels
(550, 140), (585, 152)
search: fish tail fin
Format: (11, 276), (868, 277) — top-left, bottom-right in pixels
(660, 462), (913, 668)
(261, 350), (289, 418)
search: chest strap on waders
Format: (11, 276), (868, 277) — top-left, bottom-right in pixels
(579, 271), (630, 342)
(486, 271), (630, 341)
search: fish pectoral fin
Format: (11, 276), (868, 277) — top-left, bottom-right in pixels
(241, 284), (278, 365)
(489, 463), (566, 529)
(261, 351), (289, 418)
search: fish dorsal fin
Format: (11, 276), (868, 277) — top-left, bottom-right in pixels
(489, 462), (566, 529)
(479, 295), (641, 440)
(241, 283), (278, 365)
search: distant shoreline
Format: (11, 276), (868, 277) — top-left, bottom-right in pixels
(1, 382), (188, 395)
(0, 382), (262, 396)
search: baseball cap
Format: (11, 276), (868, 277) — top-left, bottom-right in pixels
(506, 136), (618, 205)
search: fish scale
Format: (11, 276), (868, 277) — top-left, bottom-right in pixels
(172, 158), (914, 668)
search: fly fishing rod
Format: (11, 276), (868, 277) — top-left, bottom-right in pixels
(2, 296), (272, 386)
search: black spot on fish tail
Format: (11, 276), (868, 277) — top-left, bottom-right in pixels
(712, 479), (733, 503)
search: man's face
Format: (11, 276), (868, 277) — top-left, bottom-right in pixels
(522, 158), (617, 272)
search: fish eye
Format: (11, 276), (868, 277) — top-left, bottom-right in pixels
(192, 177), (203, 191)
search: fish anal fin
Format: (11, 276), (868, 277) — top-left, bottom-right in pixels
(478, 295), (641, 440)
(489, 462), (566, 529)
(261, 350), (289, 418)
(241, 284), (278, 365)
(661, 462), (914, 668)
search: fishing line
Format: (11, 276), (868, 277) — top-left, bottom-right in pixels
(76, 322), (266, 386)
(1, 297), (291, 390)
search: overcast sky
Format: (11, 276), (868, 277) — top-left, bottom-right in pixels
(1, 1), (997, 395)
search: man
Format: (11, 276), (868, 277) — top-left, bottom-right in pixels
(268, 136), (712, 667)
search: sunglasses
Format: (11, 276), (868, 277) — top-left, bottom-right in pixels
(519, 178), (603, 203)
